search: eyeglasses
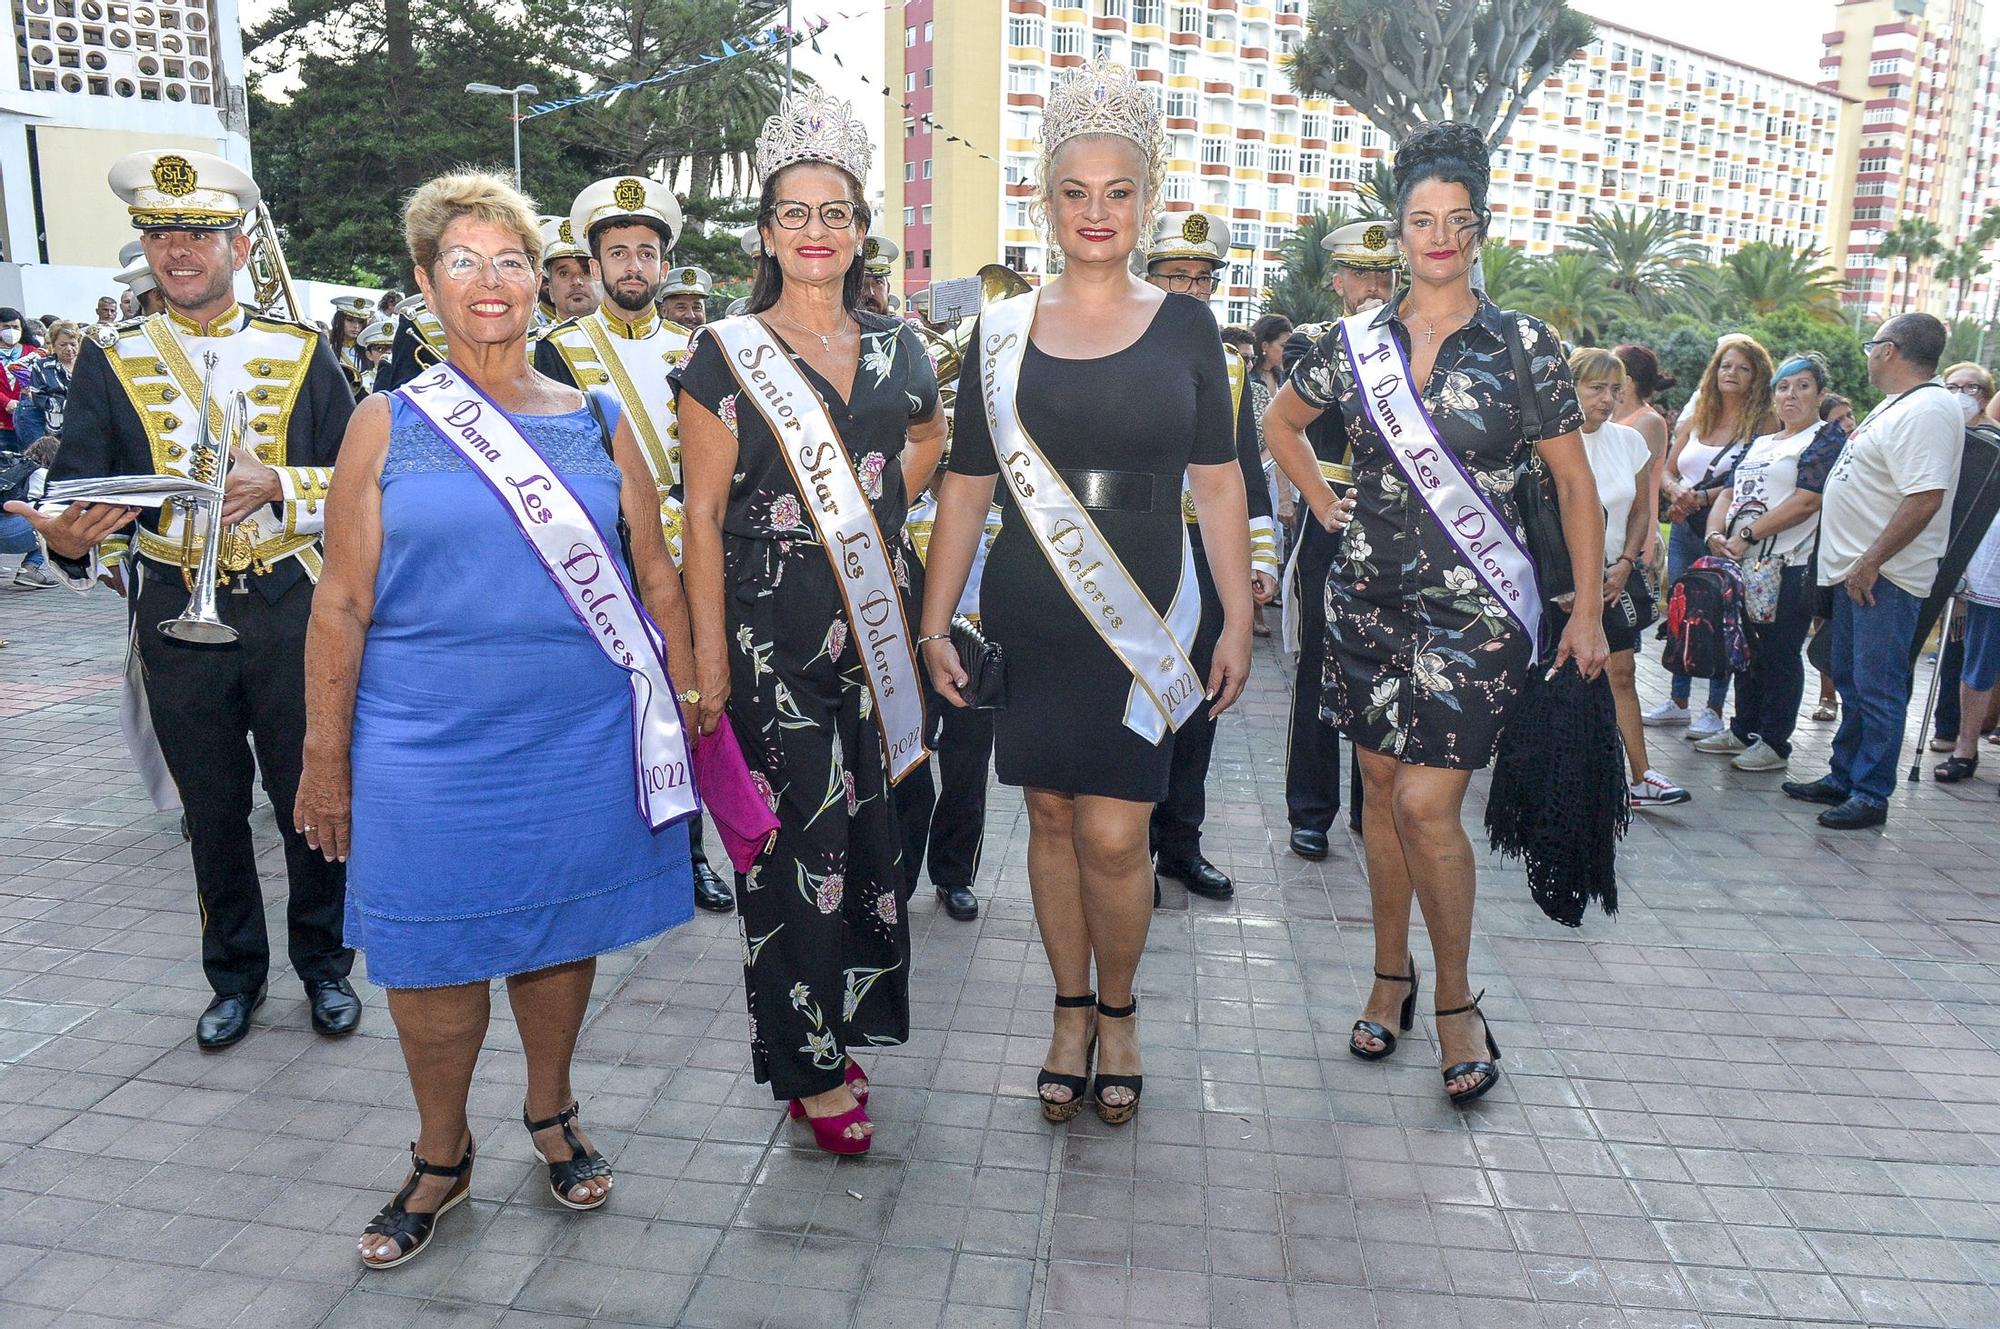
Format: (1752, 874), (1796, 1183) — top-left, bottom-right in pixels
(1860, 338), (1898, 355)
(769, 200), (858, 230)
(434, 246), (537, 284)
(1156, 273), (1217, 295)
(1947, 382), (1990, 396)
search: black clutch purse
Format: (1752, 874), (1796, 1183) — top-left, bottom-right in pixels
(949, 614), (1007, 710)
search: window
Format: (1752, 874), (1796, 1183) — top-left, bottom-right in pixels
(1007, 200), (1030, 229)
(1201, 137), (1228, 166)
(923, 158), (933, 179)
(1301, 111), (1327, 139)
(1131, 41), (1156, 69)
(1100, 0), (1128, 18)
(1168, 50), (1188, 75)
(1007, 15), (1044, 47)
(1330, 121), (1352, 144)
(923, 249), (932, 268)
(904, 162), (915, 182)
(1359, 126), (1377, 148)
(906, 74), (916, 94)
(1268, 146), (1294, 174)
(1166, 90), (1194, 118)
(925, 68), (933, 88)
(1233, 220), (1262, 251)
(1234, 139), (1258, 169)
(1006, 64), (1042, 95)
(923, 21), (932, 41)
(1004, 157), (1033, 186)
(1165, 174), (1193, 202)
(1093, 34), (1114, 62)
(904, 118), (916, 138)
(1051, 24), (1084, 56)
(1298, 150), (1323, 176)
(1134, 0), (1164, 23)
(921, 205), (933, 224)
(905, 25), (916, 47)
(1174, 5), (1201, 35)
(1331, 157), (1355, 183)
(904, 206), (916, 227)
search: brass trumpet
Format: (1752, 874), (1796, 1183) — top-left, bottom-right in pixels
(159, 355), (246, 645)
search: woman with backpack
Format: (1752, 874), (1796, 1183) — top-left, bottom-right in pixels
(1696, 354), (1846, 773)
(1647, 335), (1777, 738)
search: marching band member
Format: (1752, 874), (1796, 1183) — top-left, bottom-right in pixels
(1140, 208), (1280, 902)
(329, 294), (373, 398)
(6, 150), (359, 1050)
(356, 319), (394, 393)
(858, 235), (898, 315)
(1276, 218), (1400, 859)
(678, 89), (946, 1154)
(657, 264), (712, 328)
(533, 177), (733, 915)
(536, 215), (598, 325)
(921, 61), (1253, 1127)
(297, 169), (698, 1266)
(114, 254), (167, 318)
(376, 289), (450, 393)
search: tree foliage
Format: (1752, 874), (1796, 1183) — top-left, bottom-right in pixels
(1518, 252), (1636, 345)
(1563, 206), (1701, 313)
(1286, 0), (1595, 146)
(1260, 210), (1353, 324)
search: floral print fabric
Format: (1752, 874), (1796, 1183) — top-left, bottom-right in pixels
(1287, 293), (1583, 770)
(678, 310), (939, 1098)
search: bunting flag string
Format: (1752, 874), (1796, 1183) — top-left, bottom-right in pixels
(516, 2), (1000, 165)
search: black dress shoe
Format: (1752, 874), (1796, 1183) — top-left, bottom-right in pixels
(196, 988), (265, 1050)
(1782, 776), (1850, 806)
(1817, 796), (1887, 829)
(692, 859), (735, 913)
(306, 978), (362, 1037)
(1156, 854), (1233, 900)
(936, 883), (979, 921)
(1289, 827), (1330, 861)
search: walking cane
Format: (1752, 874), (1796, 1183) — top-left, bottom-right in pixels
(1908, 591), (1957, 782)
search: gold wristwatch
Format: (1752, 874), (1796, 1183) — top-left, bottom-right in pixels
(678, 688), (701, 705)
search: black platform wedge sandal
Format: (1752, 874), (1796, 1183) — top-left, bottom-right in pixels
(524, 1100), (615, 1211)
(359, 1135), (475, 1270)
(1092, 997), (1144, 1126)
(1038, 992), (1098, 1124)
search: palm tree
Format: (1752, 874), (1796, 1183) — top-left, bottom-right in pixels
(1476, 240), (1541, 311)
(1517, 252), (1636, 345)
(1564, 207), (1704, 313)
(1873, 217), (1945, 313)
(1287, 0), (1595, 148)
(1262, 209), (1353, 324)
(1357, 162), (1397, 219)
(1720, 243), (1845, 323)
(1935, 239), (1992, 321)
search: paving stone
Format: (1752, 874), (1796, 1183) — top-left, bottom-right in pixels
(3, 573), (1997, 1325)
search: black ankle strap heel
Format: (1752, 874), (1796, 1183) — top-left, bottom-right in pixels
(1091, 997), (1143, 1126)
(1349, 957), (1419, 1062)
(1435, 990), (1503, 1107)
(1038, 992), (1097, 1123)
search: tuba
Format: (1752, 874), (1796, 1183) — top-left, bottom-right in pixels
(911, 264), (1033, 418)
(158, 355), (247, 644)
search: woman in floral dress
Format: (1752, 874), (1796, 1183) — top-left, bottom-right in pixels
(677, 91), (945, 1153)
(1263, 123), (1605, 1109)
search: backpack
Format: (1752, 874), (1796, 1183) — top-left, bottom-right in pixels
(1662, 555), (1752, 679)
(0, 450), (38, 505)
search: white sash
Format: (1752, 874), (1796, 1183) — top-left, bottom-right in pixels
(705, 316), (927, 783)
(979, 291), (1203, 742)
(396, 365), (697, 830)
(1339, 310), (1541, 648)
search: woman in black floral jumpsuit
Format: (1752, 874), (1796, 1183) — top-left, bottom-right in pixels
(1263, 122), (1606, 1110)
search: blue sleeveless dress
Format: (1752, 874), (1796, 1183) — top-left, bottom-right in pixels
(345, 395), (693, 988)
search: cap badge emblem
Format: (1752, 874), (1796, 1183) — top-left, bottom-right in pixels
(557, 219), (575, 244)
(152, 155), (198, 198)
(1181, 214), (1210, 245)
(613, 178), (648, 212)
(1363, 224), (1389, 251)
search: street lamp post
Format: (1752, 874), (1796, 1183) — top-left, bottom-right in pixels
(465, 82), (540, 188)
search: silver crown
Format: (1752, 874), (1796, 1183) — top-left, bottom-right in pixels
(1039, 60), (1163, 160)
(755, 89), (874, 185)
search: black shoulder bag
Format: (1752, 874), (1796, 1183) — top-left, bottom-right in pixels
(1500, 316), (1573, 605)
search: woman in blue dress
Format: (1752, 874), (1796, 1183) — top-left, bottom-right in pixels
(294, 171), (697, 1269)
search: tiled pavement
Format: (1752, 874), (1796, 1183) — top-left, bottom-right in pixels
(2, 583), (1998, 1329)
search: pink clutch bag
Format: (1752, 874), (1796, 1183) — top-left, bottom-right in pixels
(691, 715), (780, 873)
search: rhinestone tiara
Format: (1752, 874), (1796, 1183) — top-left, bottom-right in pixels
(755, 88), (874, 186)
(1039, 60), (1163, 160)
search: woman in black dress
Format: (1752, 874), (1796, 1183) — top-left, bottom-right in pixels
(1263, 123), (1608, 1107)
(920, 60), (1254, 1127)
(678, 91), (946, 1154)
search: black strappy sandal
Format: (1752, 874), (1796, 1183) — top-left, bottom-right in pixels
(523, 1100), (614, 1211)
(1038, 992), (1097, 1123)
(1349, 958), (1420, 1061)
(1436, 991), (1503, 1108)
(1092, 997), (1143, 1126)
(359, 1136), (475, 1270)
(1934, 755), (1979, 783)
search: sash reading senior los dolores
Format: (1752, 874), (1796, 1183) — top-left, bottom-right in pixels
(706, 315), (929, 783)
(978, 290), (1204, 743)
(395, 366), (699, 829)
(1337, 307), (1542, 651)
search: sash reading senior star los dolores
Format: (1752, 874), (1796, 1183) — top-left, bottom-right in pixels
(706, 315), (928, 784)
(1337, 308), (1542, 652)
(979, 291), (1204, 743)
(396, 365), (699, 830)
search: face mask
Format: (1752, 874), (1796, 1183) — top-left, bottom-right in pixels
(1961, 394), (1983, 424)
(0, 329), (18, 347)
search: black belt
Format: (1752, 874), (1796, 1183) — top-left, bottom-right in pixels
(1057, 468), (1180, 514)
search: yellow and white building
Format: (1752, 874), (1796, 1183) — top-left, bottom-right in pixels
(1, 0), (252, 313)
(884, 3), (1848, 326)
